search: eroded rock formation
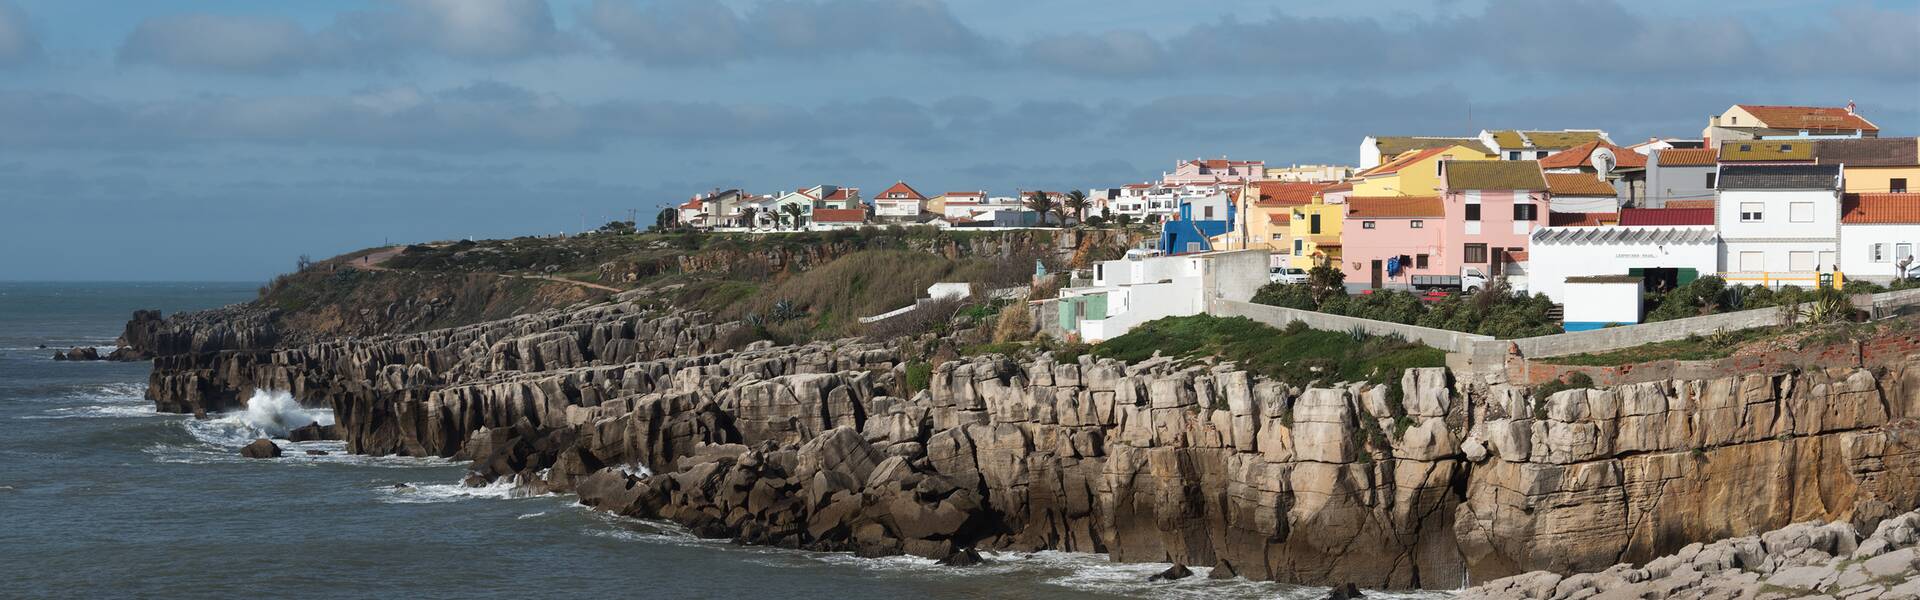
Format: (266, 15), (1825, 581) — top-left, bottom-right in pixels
(136, 299), (1920, 589)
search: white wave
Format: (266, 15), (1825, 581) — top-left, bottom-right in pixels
(24, 403), (158, 420)
(614, 463), (653, 478)
(182, 389), (334, 447)
(517, 511), (549, 520)
(375, 477), (556, 505)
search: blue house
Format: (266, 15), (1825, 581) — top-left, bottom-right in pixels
(1158, 191), (1237, 254)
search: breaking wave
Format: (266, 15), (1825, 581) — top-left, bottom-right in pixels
(376, 478), (554, 505)
(183, 389), (333, 447)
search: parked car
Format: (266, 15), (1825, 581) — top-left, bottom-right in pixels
(1269, 267), (1309, 284)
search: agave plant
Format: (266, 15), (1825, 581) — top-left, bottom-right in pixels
(770, 298), (804, 322)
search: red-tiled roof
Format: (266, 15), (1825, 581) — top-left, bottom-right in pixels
(811, 208), (866, 223)
(1268, 213), (1291, 225)
(1252, 181), (1326, 206)
(823, 187), (858, 201)
(1346, 196), (1444, 218)
(1366, 146), (1454, 177)
(1655, 148), (1718, 167)
(1736, 105), (1878, 133)
(1538, 140), (1647, 169)
(1842, 193), (1920, 224)
(1548, 212), (1617, 227)
(1544, 173), (1619, 196)
(1663, 199), (1715, 210)
(943, 191), (985, 197)
(679, 198), (703, 210)
(875, 181), (925, 201)
(1618, 207), (1715, 226)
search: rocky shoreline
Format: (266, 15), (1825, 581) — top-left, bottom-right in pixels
(125, 296), (1920, 591)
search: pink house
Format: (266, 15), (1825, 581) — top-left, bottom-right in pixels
(1162, 157), (1265, 186)
(1440, 160), (1550, 278)
(1341, 196), (1447, 288)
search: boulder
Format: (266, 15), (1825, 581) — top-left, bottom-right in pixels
(240, 439), (282, 458)
(1148, 563), (1192, 582)
(936, 547), (984, 567)
(1324, 583), (1365, 599)
(287, 423), (341, 442)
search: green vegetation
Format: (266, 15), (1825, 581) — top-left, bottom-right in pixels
(1542, 328), (1767, 366)
(1252, 266), (1561, 338)
(904, 362), (933, 393)
(1089, 314), (1446, 387)
(1644, 275), (1907, 323)
(1532, 372), (1594, 409)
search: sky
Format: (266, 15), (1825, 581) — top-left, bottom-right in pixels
(0, 0), (1915, 281)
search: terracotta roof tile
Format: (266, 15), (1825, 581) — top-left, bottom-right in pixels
(1367, 146), (1456, 177)
(1268, 213), (1291, 225)
(1544, 173), (1619, 196)
(1445, 161), (1547, 190)
(874, 181), (925, 201)
(1539, 140), (1647, 169)
(1842, 193), (1920, 224)
(1619, 208), (1714, 226)
(1655, 148), (1718, 167)
(1735, 105), (1878, 133)
(1548, 212), (1617, 227)
(1346, 196), (1444, 218)
(1719, 140), (1815, 162)
(1663, 199), (1716, 210)
(1252, 181), (1328, 206)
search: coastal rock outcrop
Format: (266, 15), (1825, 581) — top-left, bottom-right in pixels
(133, 296), (1920, 590)
(241, 439), (283, 458)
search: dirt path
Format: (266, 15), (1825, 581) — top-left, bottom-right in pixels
(347, 246), (625, 294)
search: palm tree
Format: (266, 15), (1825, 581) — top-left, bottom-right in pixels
(1063, 189), (1090, 226)
(781, 203), (808, 230)
(1025, 190), (1058, 227)
(738, 206), (758, 229)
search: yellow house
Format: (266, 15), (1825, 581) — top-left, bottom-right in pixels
(1818, 137), (1919, 195)
(1288, 181), (1352, 269)
(1349, 143), (1497, 197)
(1234, 181), (1329, 265)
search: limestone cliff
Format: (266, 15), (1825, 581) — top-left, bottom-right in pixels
(136, 298), (1920, 589)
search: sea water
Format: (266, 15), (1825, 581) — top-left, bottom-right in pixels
(0, 282), (1453, 599)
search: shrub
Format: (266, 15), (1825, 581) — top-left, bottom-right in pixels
(904, 362), (933, 393)
(1533, 371), (1595, 403)
(993, 303), (1033, 343)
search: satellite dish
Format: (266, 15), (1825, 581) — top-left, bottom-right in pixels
(1591, 147), (1617, 179)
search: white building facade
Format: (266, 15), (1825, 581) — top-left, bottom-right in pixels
(1716, 164), (1845, 288)
(1838, 193), (1920, 282)
(1528, 226), (1719, 303)
(1054, 249), (1267, 342)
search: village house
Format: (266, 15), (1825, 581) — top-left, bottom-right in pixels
(1839, 193), (1920, 282)
(809, 208), (867, 231)
(676, 188), (753, 229)
(1704, 103), (1880, 146)
(817, 186), (861, 211)
(1054, 249), (1267, 342)
(1288, 182), (1351, 269)
(1815, 137), (1919, 195)
(1529, 207), (1719, 307)
(1237, 181), (1326, 266)
(1716, 164), (1845, 287)
(1645, 147), (1720, 209)
(1340, 196), (1446, 289)
(1160, 190), (1235, 254)
(1350, 143), (1496, 197)
(1538, 139), (1646, 205)
(1162, 158), (1266, 186)
(1478, 129), (1611, 161)
(871, 181), (927, 219)
(1440, 160), (1550, 284)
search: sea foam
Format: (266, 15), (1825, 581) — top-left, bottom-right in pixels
(184, 389), (334, 447)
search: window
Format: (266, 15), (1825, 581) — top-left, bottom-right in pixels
(1507, 151), (1520, 160)
(1740, 252), (1764, 271)
(1705, 173), (1717, 189)
(1739, 144), (1752, 152)
(1309, 214), (1321, 234)
(1270, 233), (1283, 241)
(1779, 144), (1792, 152)
(1362, 221), (1376, 229)
(1415, 254), (1429, 268)
(1790, 251), (1815, 271)
(1095, 264), (1104, 280)
(1873, 243), (1887, 262)
(1203, 205), (1215, 219)
(1900, 244), (1914, 262)
(1894, 178), (1909, 193)
(1294, 239), (1303, 255)
(1465, 204), (1482, 221)
(1410, 220), (1424, 229)
(1789, 202), (1814, 223)
(1464, 243), (1488, 263)
(1513, 204), (1538, 221)
(1740, 202), (1764, 222)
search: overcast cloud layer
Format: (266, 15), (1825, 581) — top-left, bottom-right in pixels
(0, 0), (1914, 280)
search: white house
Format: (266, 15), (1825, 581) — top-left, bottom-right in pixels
(1054, 249), (1268, 342)
(872, 181), (927, 218)
(1716, 164), (1844, 287)
(1528, 224), (1719, 304)
(1839, 193), (1920, 282)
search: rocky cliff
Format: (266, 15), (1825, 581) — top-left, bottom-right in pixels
(137, 298), (1920, 589)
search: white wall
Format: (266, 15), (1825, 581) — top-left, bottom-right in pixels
(1717, 189), (1839, 241)
(1529, 228), (1718, 302)
(1840, 224), (1920, 282)
(1563, 281), (1643, 326)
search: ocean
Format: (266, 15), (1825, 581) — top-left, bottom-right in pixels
(0, 282), (1449, 599)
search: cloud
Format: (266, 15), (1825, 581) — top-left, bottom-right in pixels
(117, 0), (573, 75)
(0, 0), (42, 67)
(584, 0), (988, 67)
(1021, 30), (1164, 77)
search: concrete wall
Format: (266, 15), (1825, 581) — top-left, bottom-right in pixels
(1209, 298), (1493, 352)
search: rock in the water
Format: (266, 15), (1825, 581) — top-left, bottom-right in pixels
(1207, 560), (1238, 580)
(937, 548), (983, 567)
(51, 347), (100, 361)
(1148, 564), (1193, 582)
(305, 450), (329, 456)
(240, 439), (282, 459)
(287, 423), (341, 442)
(1325, 583), (1364, 599)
